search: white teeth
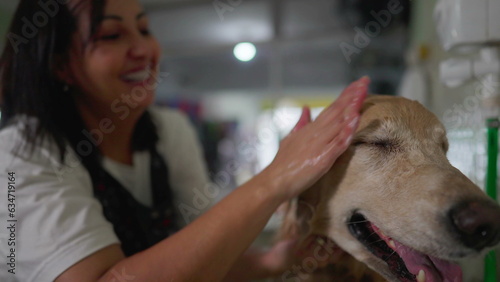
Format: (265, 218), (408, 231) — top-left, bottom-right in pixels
(388, 240), (396, 249)
(122, 69), (150, 82)
(378, 229), (388, 238)
(417, 269), (426, 282)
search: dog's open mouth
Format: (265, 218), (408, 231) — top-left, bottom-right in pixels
(348, 213), (462, 282)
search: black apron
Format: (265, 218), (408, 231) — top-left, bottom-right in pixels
(62, 108), (177, 256)
(90, 148), (179, 256)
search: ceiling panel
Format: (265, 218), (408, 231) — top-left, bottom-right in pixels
(148, 0), (273, 52)
(282, 0), (343, 38)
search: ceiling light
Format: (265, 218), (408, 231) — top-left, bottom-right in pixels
(233, 42), (257, 62)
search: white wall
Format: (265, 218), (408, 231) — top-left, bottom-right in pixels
(407, 1), (500, 281)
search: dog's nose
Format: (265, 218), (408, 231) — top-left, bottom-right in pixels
(449, 200), (500, 251)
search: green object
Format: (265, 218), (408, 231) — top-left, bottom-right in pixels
(485, 118), (499, 282)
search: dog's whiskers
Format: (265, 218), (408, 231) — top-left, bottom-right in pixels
(385, 250), (398, 260)
(365, 238), (387, 246)
(367, 231), (380, 240)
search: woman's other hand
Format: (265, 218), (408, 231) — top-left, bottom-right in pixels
(261, 76), (370, 200)
(237, 236), (344, 280)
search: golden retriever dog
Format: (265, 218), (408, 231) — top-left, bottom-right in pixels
(277, 95), (500, 282)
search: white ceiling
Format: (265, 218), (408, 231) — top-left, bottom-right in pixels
(144, 0), (408, 97)
(148, 0), (348, 56)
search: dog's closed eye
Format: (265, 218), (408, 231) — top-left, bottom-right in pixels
(370, 140), (394, 149)
(354, 139), (397, 151)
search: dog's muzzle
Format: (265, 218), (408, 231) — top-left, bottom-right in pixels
(348, 213), (463, 282)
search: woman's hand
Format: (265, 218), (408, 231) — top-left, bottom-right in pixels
(261, 77), (369, 201)
(244, 236), (344, 279)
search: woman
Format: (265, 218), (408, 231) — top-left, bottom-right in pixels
(0, 0), (369, 281)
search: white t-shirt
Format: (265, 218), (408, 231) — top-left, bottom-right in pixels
(0, 107), (210, 282)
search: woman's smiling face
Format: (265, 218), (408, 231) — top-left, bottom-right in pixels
(66, 0), (161, 115)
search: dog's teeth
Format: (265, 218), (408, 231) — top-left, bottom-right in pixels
(378, 230), (387, 238)
(417, 270), (426, 282)
(388, 240), (396, 249)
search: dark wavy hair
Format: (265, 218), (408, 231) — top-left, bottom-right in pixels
(0, 0), (158, 164)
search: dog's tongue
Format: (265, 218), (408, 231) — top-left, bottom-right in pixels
(392, 240), (462, 282)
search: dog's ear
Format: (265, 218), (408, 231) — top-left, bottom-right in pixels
(276, 182), (344, 268)
(296, 183), (323, 236)
(276, 183), (321, 241)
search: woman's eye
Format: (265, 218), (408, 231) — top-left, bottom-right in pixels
(100, 34), (120, 40)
